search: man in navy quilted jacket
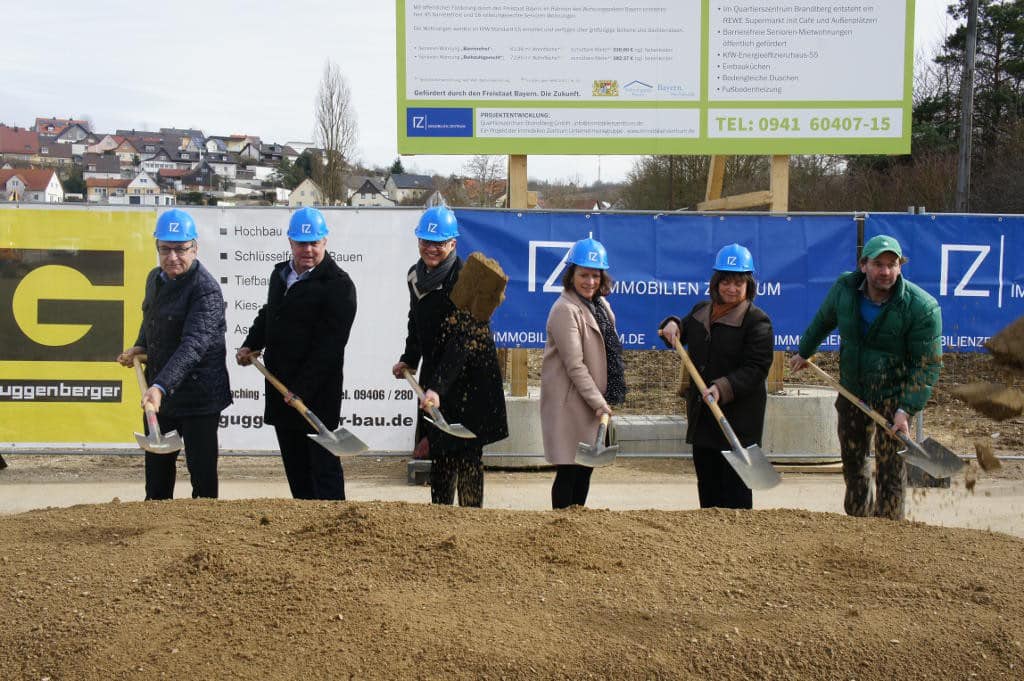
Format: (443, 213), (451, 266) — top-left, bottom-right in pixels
(118, 209), (232, 500)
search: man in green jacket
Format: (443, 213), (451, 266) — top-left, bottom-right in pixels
(789, 235), (943, 520)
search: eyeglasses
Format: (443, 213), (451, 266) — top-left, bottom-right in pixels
(157, 244), (195, 257)
(418, 239), (453, 250)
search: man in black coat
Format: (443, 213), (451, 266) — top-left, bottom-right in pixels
(118, 209), (232, 500)
(392, 206), (508, 507)
(237, 207), (357, 500)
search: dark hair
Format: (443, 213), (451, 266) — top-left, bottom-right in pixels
(709, 270), (756, 303)
(562, 263), (613, 297)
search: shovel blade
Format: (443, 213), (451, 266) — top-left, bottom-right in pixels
(575, 442), (619, 468)
(721, 444), (781, 491)
(308, 427), (369, 457)
(898, 437), (964, 478)
(424, 415), (477, 439)
(134, 430), (182, 455)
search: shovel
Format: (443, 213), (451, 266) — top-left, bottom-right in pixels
(131, 354), (183, 455)
(575, 412), (619, 468)
(803, 358), (965, 478)
(250, 357), (368, 457)
(402, 368), (476, 439)
(672, 338), (781, 490)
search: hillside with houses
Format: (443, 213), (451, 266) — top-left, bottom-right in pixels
(3, 116), (598, 209)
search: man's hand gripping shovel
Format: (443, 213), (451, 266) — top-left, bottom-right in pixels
(672, 337), (781, 490)
(131, 355), (183, 454)
(401, 369), (476, 439)
(249, 355), (368, 457)
(802, 358), (964, 478)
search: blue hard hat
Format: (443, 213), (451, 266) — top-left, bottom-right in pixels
(415, 205), (459, 241)
(566, 236), (609, 270)
(714, 243), (755, 273)
(288, 207), (329, 241)
(153, 209), (198, 241)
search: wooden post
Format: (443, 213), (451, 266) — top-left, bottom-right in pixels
(770, 155), (789, 213)
(767, 350), (786, 393)
(768, 155), (790, 386)
(507, 154), (529, 396)
(705, 155), (726, 202)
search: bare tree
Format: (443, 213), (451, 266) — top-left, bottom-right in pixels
(463, 155), (507, 206)
(314, 60), (359, 205)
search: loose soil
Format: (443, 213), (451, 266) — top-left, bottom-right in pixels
(2, 500), (1022, 680)
(2, 352), (1023, 679)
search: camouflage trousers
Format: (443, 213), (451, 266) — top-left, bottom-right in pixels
(428, 433), (484, 507)
(835, 396), (907, 521)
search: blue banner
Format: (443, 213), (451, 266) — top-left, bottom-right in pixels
(865, 214), (1024, 352)
(455, 210), (858, 351)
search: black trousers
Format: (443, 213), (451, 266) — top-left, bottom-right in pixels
(274, 426), (346, 500)
(836, 396), (906, 520)
(551, 464), (594, 509)
(428, 431), (484, 507)
(692, 445), (752, 509)
(145, 413), (220, 500)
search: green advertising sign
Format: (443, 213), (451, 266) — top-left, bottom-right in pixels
(397, 0), (915, 155)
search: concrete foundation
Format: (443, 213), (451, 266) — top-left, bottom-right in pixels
(479, 385), (841, 467)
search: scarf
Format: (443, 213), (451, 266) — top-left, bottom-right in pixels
(412, 251), (457, 299)
(710, 300), (741, 323)
(580, 293), (627, 406)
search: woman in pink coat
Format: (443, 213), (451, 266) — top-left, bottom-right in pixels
(540, 236), (627, 508)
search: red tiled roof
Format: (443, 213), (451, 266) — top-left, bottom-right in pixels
(85, 178), (131, 189)
(158, 169), (189, 177)
(0, 126), (41, 154)
(34, 117), (88, 134)
(0, 168), (57, 191)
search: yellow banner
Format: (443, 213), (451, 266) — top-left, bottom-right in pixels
(0, 207), (156, 443)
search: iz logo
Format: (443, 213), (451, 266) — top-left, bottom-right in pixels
(0, 249), (124, 361)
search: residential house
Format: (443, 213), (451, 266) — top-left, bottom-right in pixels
(260, 143), (285, 165)
(156, 168), (189, 192)
(159, 128), (205, 153)
(349, 178), (394, 207)
(385, 173), (434, 204)
(0, 168), (64, 202)
(237, 142), (261, 163)
(140, 146), (197, 175)
(36, 141), (73, 167)
(281, 145), (300, 163)
(204, 137), (228, 154)
(0, 125), (40, 163)
(112, 138), (139, 167)
(284, 140), (314, 155)
(225, 134), (260, 153)
(34, 117), (91, 136)
(180, 160), (219, 191)
(86, 134), (123, 155)
(205, 154), (237, 179)
(82, 153), (123, 180)
(288, 178), (324, 207)
(49, 123), (92, 144)
(85, 177), (131, 203)
(126, 171), (175, 205)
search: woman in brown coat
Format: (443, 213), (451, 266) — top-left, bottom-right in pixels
(540, 236), (627, 508)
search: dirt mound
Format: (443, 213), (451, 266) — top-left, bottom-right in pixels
(2, 500), (1022, 680)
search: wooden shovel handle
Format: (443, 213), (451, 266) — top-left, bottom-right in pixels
(131, 355), (149, 396)
(250, 357), (319, 431)
(671, 338), (726, 421)
(803, 358), (895, 434)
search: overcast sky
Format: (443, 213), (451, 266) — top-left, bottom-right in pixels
(2, 0), (958, 184)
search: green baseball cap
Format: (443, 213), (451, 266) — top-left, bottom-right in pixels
(862, 234), (903, 261)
